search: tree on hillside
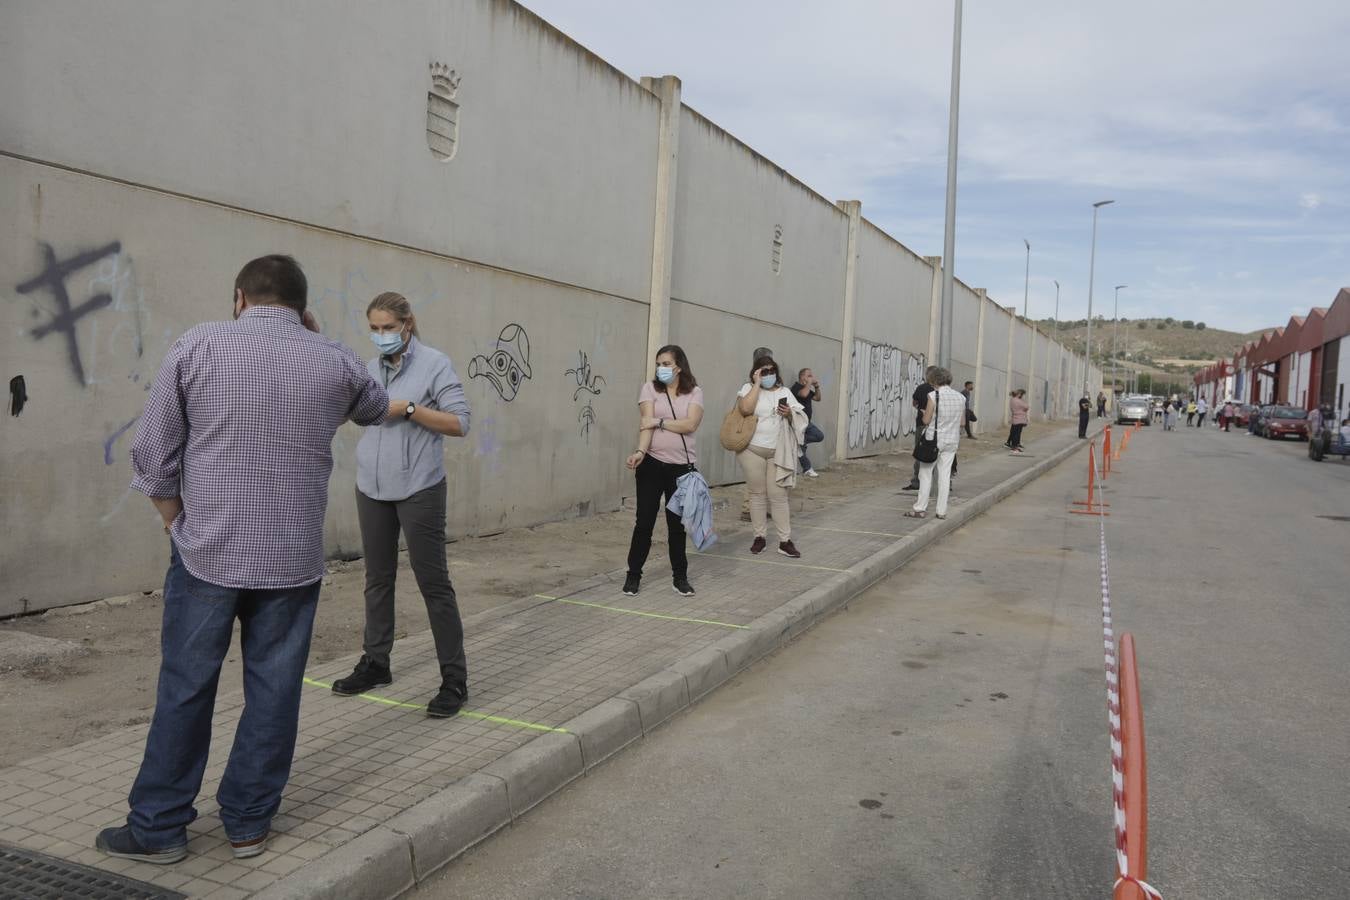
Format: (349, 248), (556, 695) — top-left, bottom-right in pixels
(1165, 317), (1175, 325)
(1137, 321), (1147, 329)
(1196, 322), (1206, 330)
(1155, 322), (1166, 329)
(1182, 320), (1195, 329)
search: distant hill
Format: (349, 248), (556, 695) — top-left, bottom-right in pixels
(1037, 317), (1271, 376)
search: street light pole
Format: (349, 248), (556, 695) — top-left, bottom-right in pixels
(1083, 199), (1114, 398)
(1053, 279), (1060, 414)
(1113, 284), (1127, 397)
(938, 0), (963, 368)
(1022, 239), (1031, 319)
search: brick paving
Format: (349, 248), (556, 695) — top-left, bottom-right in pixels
(0, 429), (1087, 898)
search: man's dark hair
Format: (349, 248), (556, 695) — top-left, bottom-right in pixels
(235, 255), (307, 313)
(964, 381), (973, 388)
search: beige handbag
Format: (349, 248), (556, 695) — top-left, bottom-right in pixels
(719, 401), (755, 453)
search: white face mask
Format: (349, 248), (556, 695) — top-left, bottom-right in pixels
(761, 373), (777, 389)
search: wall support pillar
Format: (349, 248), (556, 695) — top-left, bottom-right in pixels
(640, 74), (681, 367)
(973, 288), (987, 433)
(834, 200), (862, 460)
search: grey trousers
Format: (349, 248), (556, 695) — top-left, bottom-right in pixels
(355, 479), (467, 686)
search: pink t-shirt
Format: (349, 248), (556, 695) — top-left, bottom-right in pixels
(639, 382), (704, 465)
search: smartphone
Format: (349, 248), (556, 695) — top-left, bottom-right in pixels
(777, 397), (789, 409)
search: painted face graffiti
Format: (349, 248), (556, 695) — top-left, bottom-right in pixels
(469, 323), (532, 401)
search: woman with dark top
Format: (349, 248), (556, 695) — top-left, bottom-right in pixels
(624, 345), (704, 597)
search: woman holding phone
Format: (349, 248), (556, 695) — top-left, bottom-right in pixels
(736, 356), (806, 558)
(623, 345), (704, 598)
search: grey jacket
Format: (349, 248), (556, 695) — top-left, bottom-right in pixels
(356, 337), (471, 501)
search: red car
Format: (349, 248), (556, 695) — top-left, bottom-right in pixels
(1262, 406), (1309, 440)
(1233, 404), (1257, 427)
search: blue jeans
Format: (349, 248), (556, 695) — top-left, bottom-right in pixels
(127, 544), (319, 849)
(798, 422), (825, 472)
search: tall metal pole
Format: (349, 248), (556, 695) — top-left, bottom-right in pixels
(938, 0), (963, 368)
(1113, 284), (1127, 397)
(1083, 199), (1114, 397)
(1022, 239), (1031, 319)
(1053, 279), (1060, 413)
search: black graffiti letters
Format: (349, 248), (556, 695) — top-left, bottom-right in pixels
(16, 242), (122, 386)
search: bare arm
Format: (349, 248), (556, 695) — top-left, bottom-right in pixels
(628, 400), (656, 469)
(921, 393), (936, 426)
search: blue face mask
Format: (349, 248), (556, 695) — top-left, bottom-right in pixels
(370, 330), (406, 356)
(656, 366), (675, 384)
(761, 373), (777, 389)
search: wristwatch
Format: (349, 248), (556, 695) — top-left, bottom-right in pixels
(658, 418), (665, 430)
(404, 402), (416, 419)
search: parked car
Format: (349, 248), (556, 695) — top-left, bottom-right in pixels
(1261, 406), (1309, 440)
(1116, 395), (1152, 425)
(1233, 404), (1257, 427)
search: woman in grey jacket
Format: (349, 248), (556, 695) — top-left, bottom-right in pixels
(331, 292), (472, 719)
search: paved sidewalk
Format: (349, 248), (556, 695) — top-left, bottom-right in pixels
(0, 425), (1099, 899)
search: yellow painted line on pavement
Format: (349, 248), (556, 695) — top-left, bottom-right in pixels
(691, 551), (847, 573)
(535, 594), (748, 630)
(792, 523), (903, 538)
(301, 677), (568, 733)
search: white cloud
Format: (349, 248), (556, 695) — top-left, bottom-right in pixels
(1299, 192), (1323, 209)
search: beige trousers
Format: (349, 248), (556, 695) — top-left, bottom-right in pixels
(738, 446), (790, 541)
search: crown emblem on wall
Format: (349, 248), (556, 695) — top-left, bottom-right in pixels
(429, 62), (462, 98)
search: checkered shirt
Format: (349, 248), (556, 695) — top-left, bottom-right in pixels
(131, 306), (389, 589)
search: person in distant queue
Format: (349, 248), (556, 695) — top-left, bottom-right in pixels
(1221, 399), (1235, 432)
(741, 345), (776, 521)
(1186, 399), (1197, 426)
(737, 356), (806, 558)
(1196, 396), (1208, 428)
(1079, 394), (1092, 438)
(906, 366), (965, 520)
(623, 345), (704, 598)
(791, 368), (825, 477)
(331, 292), (472, 720)
(1006, 388), (1030, 454)
(99, 255), (389, 865)
(962, 380), (977, 438)
(1097, 391), (1107, 418)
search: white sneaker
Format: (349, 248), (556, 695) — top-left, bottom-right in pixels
(804, 468), (818, 478)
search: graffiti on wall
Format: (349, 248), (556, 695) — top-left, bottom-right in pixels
(847, 339), (926, 450)
(564, 351), (606, 442)
(16, 242), (123, 386)
(469, 323), (532, 401)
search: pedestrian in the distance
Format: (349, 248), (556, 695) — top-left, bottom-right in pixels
(1221, 400), (1235, 432)
(962, 380), (977, 438)
(1196, 396), (1208, 428)
(1097, 391), (1107, 418)
(1162, 400), (1174, 431)
(906, 367), (964, 520)
(1007, 389), (1030, 453)
(907, 366), (938, 490)
(1078, 394), (1091, 438)
(736, 356), (806, 558)
(623, 345), (704, 598)
(741, 345), (775, 521)
(1186, 399), (1197, 426)
(100, 255), (389, 865)
(333, 292), (473, 720)
(791, 367), (824, 477)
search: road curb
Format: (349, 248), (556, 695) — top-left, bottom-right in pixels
(262, 430), (1096, 898)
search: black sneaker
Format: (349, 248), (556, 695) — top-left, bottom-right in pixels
(96, 825), (187, 865)
(427, 681), (468, 718)
(903, 481), (921, 491)
(332, 656), (392, 696)
(778, 541), (801, 559)
(673, 578), (695, 597)
(622, 573), (641, 596)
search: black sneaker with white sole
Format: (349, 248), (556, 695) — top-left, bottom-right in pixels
(673, 577), (695, 597)
(95, 825), (188, 865)
(622, 573), (641, 596)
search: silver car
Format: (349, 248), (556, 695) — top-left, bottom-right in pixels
(1116, 395), (1152, 425)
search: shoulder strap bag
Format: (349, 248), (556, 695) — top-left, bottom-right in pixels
(664, 391), (698, 473)
(913, 390), (939, 463)
(720, 392), (756, 453)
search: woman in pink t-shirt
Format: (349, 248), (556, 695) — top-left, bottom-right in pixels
(623, 345), (705, 598)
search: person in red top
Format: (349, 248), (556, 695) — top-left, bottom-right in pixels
(1006, 389), (1030, 453)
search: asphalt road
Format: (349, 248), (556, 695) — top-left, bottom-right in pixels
(411, 423), (1350, 899)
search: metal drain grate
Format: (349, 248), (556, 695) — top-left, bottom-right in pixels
(0, 843), (185, 900)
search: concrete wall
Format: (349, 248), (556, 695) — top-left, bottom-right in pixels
(1, 0), (1100, 613)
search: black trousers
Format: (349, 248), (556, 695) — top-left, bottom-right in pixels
(1079, 411), (1090, 437)
(627, 456), (688, 580)
(355, 479), (467, 685)
(1008, 423), (1026, 449)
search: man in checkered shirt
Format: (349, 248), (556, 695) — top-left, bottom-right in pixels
(96, 255), (389, 866)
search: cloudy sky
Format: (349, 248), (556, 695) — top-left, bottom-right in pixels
(522, 0), (1349, 333)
